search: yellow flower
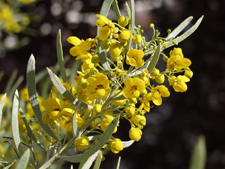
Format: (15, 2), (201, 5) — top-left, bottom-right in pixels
(87, 73), (111, 100)
(133, 34), (142, 45)
(131, 115), (146, 126)
(110, 42), (123, 61)
(42, 98), (62, 120)
(129, 127), (142, 141)
(20, 88), (29, 101)
(20, 0), (33, 4)
(151, 85), (170, 106)
(110, 138), (123, 154)
(125, 104), (135, 117)
(139, 93), (151, 112)
(126, 49), (145, 68)
(118, 29), (131, 42)
(42, 112), (54, 124)
(167, 48), (191, 71)
(93, 103), (102, 113)
(168, 75), (190, 92)
(95, 14), (115, 40)
(100, 114), (118, 133)
(123, 77), (146, 98)
(76, 136), (90, 151)
(64, 114), (84, 131)
(185, 69), (193, 78)
(118, 15), (129, 27)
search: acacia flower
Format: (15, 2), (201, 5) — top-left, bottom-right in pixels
(126, 49), (145, 68)
(167, 47), (191, 71)
(168, 75), (190, 92)
(118, 29), (131, 43)
(87, 73), (111, 100)
(129, 127), (142, 141)
(123, 77), (146, 98)
(151, 85), (170, 106)
(100, 114), (118, 133)
(42, 98), (62, 120)
(110, 138), (123, 154)
(139, 93), (152, 112)
(76, 136), (90, 151)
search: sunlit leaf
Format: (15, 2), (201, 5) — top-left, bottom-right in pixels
(15, 149), (30, 169)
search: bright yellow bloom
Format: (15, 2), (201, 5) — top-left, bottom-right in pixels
(167, 48), (191, 71)
(126, 49), (145, 68)
(100, 114), (118, 133)
(131, 115), (146, 126)
(123, 77), (146, 98)
(151, 85), (170, 106)
(93, 103), (102, 113)
(95, 14), (115, 40)
(125, 103), (136, 117)
(118, 29), (131, 42)
(20, 88), (29, 101)
(110, 42), (123, 61)
(169, 75), (190, 92)
(42, 112), (54, 124)
(76, 136), (90, 151)
(139, 93), (151, 112)
(118, 15), (129, 27)
(110, 138), (123, 154)
(133, 34), (142, 45)
(64, 114), (84, 131)
(87, 73), (111, 100)
(185, 69), (193, 78)
(42, 98), (62, 120)
(129, 127), (142, 141)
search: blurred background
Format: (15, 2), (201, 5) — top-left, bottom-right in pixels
(0, 0), (225, 169)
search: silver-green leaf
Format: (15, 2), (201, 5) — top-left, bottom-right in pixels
(60, 116), (120, 163)
(15, 149), (30, 169)
(0, 93), (6, 127)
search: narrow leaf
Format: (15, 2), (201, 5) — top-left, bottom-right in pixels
(4, 160), (16, 169)
(122, 140), (135, 148)
(99, 0), (114, 17)
(15, 149), (30, 169)
(116, 156), (121, 169)
(72, 110), (79, 138)
(168, 16), (193, 39)
(57, 29), (67, 83)
(81, 150), (101, 169)
(4, 68), (18, 93)
(60, 116), (120, 162)
(147, 44), (162, 73)
(47, 67), (93, 109)
(112, 0), (121, 20)
(189, 135), (206, 169)
(0, 93), (6, 127)
(166, 16), (204, 48)
(130, 0), (135, 35)
(19, 107), (44, 149)
(12, 90), (23, 155)
(93, 150), (102, 169)
(27, 54), (59, 141)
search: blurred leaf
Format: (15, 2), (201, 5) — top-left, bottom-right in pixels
(4, 160), (16, 169)
(116, 156), (121, 169)
(27, 54), (59, 141)
(18, 107), (45, 149)
(147, 44), (162, 73)
(112, 0), (121, 20)
(167, 16), (193, 39)
(12, 90), (23, 156)
(4, 68), (18, 93)
(0, 71), (4, 82)
(0, 93), (6, 127)
(189, 135), (207, 169)
(15, 149), (30, 169)
(99, 0), (114, 17)
(60, 116), (120, 162)
(125, 2), (131, 19)
(57, 29), (67, 83)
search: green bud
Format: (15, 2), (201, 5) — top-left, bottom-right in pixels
(138, 25), (141, 28)
(141, 29), (144, 34)
(163, 55), (168, 62)
(150, 23), (154, 29)
(2, 155), (4, 158)
(167, 29), (171, 33)
(92, 54), (101, 63)
(172, 41), (178, 45)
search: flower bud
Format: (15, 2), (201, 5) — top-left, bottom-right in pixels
(184, 69), (193, 78)
(118, 15), (129, 27)
(110, 138), (123, 154)
(150, 23), (154, 29)
(76, 136), (90, 151)
(129, 127), (142, 141)
(92, 54), (101, 63)
(93, 103), (102, 113)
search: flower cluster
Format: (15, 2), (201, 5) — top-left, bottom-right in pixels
(0, 1), (32, 34)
